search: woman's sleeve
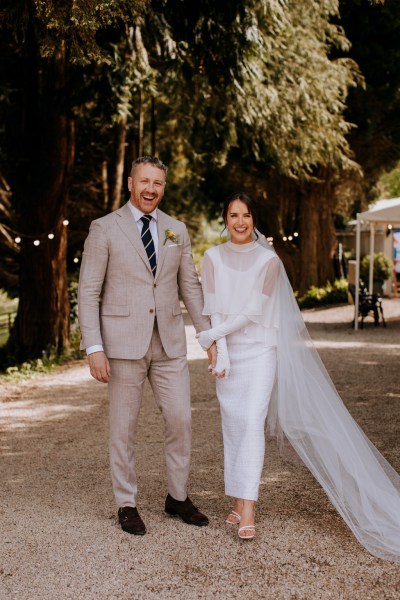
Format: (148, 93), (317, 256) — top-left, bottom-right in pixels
(262, 256), (280, 297)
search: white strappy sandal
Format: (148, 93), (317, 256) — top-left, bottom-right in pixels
(238, 525), (256, 540)
(225, 510), (241, 525)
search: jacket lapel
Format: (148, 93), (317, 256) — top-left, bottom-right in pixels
(115, 202), (152, 274)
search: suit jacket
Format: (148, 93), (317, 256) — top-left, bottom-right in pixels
(78, 202), (210, 359)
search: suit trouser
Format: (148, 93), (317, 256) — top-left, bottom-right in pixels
(108, 322), (191, 508)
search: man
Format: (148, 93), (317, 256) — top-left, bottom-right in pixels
(78, 155), (216, 535)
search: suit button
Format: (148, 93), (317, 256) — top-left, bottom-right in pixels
(149, 308), (154, 313)
(154, 283), (157, 288)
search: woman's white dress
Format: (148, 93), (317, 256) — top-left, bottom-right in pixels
(217, 333), (276, 500)
(201, 238), (400, 563)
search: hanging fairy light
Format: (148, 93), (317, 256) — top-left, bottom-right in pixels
(288, 235), (293, 241)
(73, 257), (79, 264)
(2, 218), (71, 247)
(294, 232), (299, 237)
(282, 236), (288, 242)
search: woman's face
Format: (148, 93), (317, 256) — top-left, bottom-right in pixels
(226, 199), (254, 244)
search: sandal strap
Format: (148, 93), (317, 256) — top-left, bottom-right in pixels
(238, 525), (256, 532)
(230, 511), (241, 519)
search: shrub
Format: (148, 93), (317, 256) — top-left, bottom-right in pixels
(296, 279), (349, 309)
(360, 252), (393, 282)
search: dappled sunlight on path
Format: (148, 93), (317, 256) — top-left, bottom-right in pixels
(1, 306), (400, 599)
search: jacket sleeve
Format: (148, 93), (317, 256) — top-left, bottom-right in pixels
(177, 225), (211, 333)
(78, 220), (109, 350)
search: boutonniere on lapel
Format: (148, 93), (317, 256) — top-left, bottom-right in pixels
(164, 229), (180, 245)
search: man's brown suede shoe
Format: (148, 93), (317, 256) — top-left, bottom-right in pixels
(118, 506), (146, 535)
(165, 494), (209, 526)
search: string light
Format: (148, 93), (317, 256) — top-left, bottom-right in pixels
(73, 257), (79, 264)
(1, 220), (70, 246)
(277, 233), (300, 243)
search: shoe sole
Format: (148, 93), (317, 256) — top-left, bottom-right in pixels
(120, 525), (146, 536)
(164, 509), (209, 526)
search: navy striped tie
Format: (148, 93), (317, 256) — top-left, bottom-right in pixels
(140, 215), (157, 276)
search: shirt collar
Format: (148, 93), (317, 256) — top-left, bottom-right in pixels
(128, 202), (158, 222)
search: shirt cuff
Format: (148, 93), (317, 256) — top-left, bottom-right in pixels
(86, 344), (104, 355)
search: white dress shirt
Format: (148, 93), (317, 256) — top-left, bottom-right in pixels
(86, 203), (159, 356)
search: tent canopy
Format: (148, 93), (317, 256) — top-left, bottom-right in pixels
(359, 197), (400, 224)
(354, 198), (400, 330)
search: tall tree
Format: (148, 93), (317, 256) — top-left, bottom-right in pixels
(339, 0), (400, 206)
(146, 1), (360, 290)
(0, 0), (146, 361)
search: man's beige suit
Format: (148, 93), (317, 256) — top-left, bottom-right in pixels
(78, 201), (210, 507)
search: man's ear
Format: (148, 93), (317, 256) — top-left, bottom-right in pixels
(127, 176), (132, 191)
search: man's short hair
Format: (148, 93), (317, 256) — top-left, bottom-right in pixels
(131, 155), (168, 176)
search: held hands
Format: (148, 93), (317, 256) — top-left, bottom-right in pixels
(207, 342), (217, 370)
(88, 351), (111, 383)
(212, 345), (230, 379)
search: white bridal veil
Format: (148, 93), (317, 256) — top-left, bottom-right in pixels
(202, 234), (400, 563)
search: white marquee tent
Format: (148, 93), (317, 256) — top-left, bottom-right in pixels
(355, 197), (400, 330)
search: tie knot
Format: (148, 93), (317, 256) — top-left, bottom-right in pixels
(141, 215), (152, 224)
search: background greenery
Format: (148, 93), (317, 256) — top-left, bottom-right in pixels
(0, 0), (399, 365)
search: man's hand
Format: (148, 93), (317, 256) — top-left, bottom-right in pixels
(88, 351), (111, 383)
(207, 342), (217, 370)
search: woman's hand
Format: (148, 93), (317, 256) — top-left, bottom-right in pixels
(212, 343), (230, 379)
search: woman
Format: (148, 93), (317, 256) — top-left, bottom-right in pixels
(197, 193), (400, 560)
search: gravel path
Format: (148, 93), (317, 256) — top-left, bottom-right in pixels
(1, 300), (400, 599)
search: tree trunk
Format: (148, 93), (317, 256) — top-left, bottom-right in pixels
(151, 96), (157, 156)
(6, 35), (74, 361)
(108, 115), (128, 212)
(298, 169), (337, 294)
(138, 88), (145, 157)
(261, 171), (337, 294)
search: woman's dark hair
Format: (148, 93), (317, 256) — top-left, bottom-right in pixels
(222, 192), (259, 238)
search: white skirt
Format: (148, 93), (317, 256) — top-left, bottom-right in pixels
(216, 332), (277, 501)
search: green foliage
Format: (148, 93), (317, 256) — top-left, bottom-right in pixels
(0, 344), (82, 381)
(339, 0), (400, 205)
(149, 0), (361, 181)
(296, 279), (349, 309)
(191, 229), (227, 272)
(378, 161), (400, 199)
(360, 252), (393, 282)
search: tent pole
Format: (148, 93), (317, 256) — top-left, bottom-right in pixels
(369, 222), (375, 294)
(355, 214), (361, 330)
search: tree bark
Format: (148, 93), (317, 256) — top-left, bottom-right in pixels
(151, 96), (157, 156)
(138, 88), (145, 157)
(6, 34), (74, 361)
(108, 115), (128, 212)
(261, 171), (337, 294)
